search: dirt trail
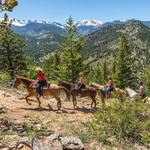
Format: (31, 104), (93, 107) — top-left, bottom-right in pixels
(0, 87), (96, 133)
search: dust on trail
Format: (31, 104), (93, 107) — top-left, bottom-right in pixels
(0, 87), (96, 133)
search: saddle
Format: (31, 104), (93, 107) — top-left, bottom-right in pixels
(43, 83), (51, 89)
(30, 81), (51, 89)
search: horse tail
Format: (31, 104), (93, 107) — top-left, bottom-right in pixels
(59, 86), (70, 97)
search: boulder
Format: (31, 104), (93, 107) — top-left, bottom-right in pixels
(48, 133), (60, 141)
(61, 136), (84, 150)
(32, 139), (62, 150)
(17, 138), (63, 150)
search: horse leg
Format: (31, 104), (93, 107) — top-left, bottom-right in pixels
(72, 95), (77, 109)
(55, 96), (61, 110)
(98, 91), (105, 105)
(91, 97), (96, 109)
(25, 94), (32, 105)
(36, 96), (41, 108)
(66, 93), (71, 101)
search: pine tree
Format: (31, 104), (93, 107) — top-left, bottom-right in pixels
(0, 26), (26, 79)
(114, 34), (132, 89)
(101, 60), (108, 83)
(141, 65), (150, 95)
(42, 51), (61, 81)
(56, 17), (86, 82)
(0, 0), (17, 12)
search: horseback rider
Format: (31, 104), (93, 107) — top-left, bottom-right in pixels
(138, 81), (146, 99)
(35, 67), (47, 97)
(103, 76), (114, 97)
(77, 72), (86, 96)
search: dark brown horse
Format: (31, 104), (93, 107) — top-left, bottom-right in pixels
(58, 80), (97, 108)
(90, 82), (128, 104)
(14, 76), (69, 110)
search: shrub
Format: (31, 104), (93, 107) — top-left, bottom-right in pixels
(0, 72), (11, 86)
(85, 101), (150, 146)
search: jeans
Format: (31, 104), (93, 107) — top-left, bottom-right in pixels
(78, 83), (86, 94)
(103, 86), (113, 94)
(36, 80), (47, 96)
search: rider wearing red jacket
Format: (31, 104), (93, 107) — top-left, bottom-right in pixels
(36, 67), (47, 97)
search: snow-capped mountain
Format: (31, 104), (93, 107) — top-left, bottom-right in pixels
(10, 19), (65, 28)
(12, 19), (27, 26)
(76, 19), (102, 27)
(10, 18), (103, 27)
(75, 19), (103, 35)
(9, 19), (104, 35)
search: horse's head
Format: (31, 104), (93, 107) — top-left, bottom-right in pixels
(13, 76), (22, 88)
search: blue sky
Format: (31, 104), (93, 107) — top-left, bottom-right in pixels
(4, 0), (150, 23)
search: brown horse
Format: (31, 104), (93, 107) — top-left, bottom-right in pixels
(90, 82), (128, 104)
(13, 76), (69, 110)
(58, 80), (97, 108)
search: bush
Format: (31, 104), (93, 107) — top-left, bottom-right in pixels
(0, 72), (11, 86)
(85, 101), (150, 146)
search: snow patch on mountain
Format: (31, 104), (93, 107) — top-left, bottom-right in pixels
(76, 19), (102, 27)
(12, 19), (27, 26)
(10, 19), (65, 28)
(1, 18), (103, 29)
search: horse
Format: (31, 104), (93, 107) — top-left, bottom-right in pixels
(125, 88), (150, 103)
(89, 82), (128, 104)
(58, 80), (97, 108)
(13, 76), (69, 110)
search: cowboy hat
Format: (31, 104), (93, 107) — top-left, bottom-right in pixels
(79, 72), (83, 75)
(35, 67), (43, 71)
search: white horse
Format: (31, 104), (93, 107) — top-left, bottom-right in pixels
(125, 88), (150, 104)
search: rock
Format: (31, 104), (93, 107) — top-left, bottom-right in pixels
(0, 143), (6, 149)
(106, 136), (116, 143)
(1, 148), (9, 150)
(0, 107), (8, 114)
(0, 126), (9, 132)
(134, 143), (148, 150)
(48, 133), (60, 141)
(12, 142), (32, 150)
(88, 141), (103, 150)
(51, 140), (63, 150)
(61, 136), (84, 150)
(18, 137), (34, 146)
(13, 127), (26, 133)
(32, 139), (63, 150)
(17, 138), (63, 150)
(4, 92), (11, 97)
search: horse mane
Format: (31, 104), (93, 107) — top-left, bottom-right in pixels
(59, 80), (74, 86)
(19, 76), (34, 82)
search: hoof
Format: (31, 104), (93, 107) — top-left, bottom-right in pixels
(48, 104), (52, 110)
(27, 102), (32, 105)
(74, 105), (78, 109)
(37, 106), (42, 111)
(91, 103), (96, 109)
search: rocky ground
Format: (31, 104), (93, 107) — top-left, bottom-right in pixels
(0, 87), (98, 150)
(0, 87), (149, 150)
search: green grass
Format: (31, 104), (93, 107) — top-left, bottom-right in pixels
(76, 100), (150, 148)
